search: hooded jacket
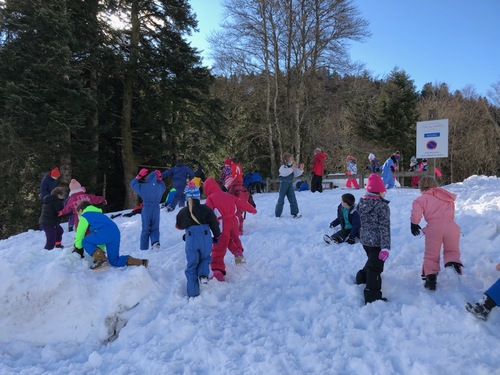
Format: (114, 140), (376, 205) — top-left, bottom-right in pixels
(357, 194), (391, 249)
(203, 178), (257, 218)
(311, 152), (327, 176)
(161, 162), (194, 189)
(411, 187), (456, 224)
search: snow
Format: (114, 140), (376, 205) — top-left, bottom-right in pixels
(1, 175), (499, 374)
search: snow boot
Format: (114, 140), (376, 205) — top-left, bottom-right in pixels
(199, 275), (209, 285)
(424, 274), (437, 291)
(212, 270), (225, 282)
(465, 295), (496, 321)
(126, 256), (149, 267)
(151, 241), (160, 250)
(90, 248), (109, 269)
(445, 261), (463, 275)
(292, 214), (302, 219)
(323, 235), (333, 244)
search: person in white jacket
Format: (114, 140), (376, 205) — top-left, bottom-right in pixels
(275, 153), (304, 218)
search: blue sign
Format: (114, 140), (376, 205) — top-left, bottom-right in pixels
(424, 132), (440, 138)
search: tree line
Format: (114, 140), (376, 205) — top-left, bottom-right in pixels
(0, 0), (498, 239)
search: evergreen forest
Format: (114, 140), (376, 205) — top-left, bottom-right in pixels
(0, 0), (499, 239)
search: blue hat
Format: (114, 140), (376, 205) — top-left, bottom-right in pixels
(185, 181), (200, 200)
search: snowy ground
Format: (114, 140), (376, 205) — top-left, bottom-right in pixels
(0, 175), (499, 374)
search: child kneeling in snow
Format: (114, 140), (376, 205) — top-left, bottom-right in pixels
(176, 182), (220, 297)
(74, 201), (148, 269)
(410, 176), (463, 291)
(324, 193), (360, 245)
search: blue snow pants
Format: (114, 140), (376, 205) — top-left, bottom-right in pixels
(275, 178), (298, 217)
(169, 183), (186, 209)
(184, 224), (213, 297)
(140, 202), (161, 250)
(83, 224), (128, 267)
(485, 278), (500, 306)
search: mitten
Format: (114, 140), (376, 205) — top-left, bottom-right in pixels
(213, 236), (220, 244)
(329, 221), (336, 228)
(378, 249), (389, 262)
(73, 247), (84, 258)
(411, 223), (421, 236)
(136, 168), (148, 179)
(155, 170), (162, 181)
(346, 236), (356, 245)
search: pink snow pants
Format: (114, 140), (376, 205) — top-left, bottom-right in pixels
(421, 221), (461, 276)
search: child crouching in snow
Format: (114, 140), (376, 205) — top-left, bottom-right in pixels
(176, 182), (220, 297)
(356, 173), (391, 304)
(410, 175), (463, 291)
(324, 193), (360, 245)
(203, 177), (257, 282)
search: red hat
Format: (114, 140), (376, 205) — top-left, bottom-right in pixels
(224, 158), (232, 165)
(366, 173), (386, 193)
(50, 167), (60, 179)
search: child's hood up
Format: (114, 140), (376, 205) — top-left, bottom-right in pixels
(204, 178), (222, 197)
(425, 187), (456, 203)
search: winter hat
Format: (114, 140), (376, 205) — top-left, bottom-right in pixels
(69, 179), (82, 191)
(366, 173), (386, 193)
(410, 156), (417, 164)
(314, 147), (322, 154)
(346, 155), (356, 162)
(224, 158), (232, 165)
(368, 153), (376, 161)
(185, 181), (200, 200)
(50, 167), (61, 179)
(342, 193), (355, 207)
(392, 151), (401, 160)
(422, 158), (428, 163)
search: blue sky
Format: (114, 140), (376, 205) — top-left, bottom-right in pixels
(188, 0), (500, 97)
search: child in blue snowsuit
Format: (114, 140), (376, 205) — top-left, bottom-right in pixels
(323, 193), (360, 245)
(161, 159), (194, 211)
(74, 201), (148, 268)
(175, 182), (220, 297)
(466, 262), (500, 321)
(381, 151), (400, 189)
(130, 168), (166, 250)
(275, 153), (304, 218)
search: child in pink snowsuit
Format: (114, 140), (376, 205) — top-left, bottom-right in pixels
(410, 176), (463, 291)
(203, 178), (257, 282)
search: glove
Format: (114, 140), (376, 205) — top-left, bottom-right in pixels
(378, 249), (389, 262)
(73, 247), (84, 258)
(136, 168), (148, 179)
(213, 236), (220, 244)
(346, 236), (356, 245)
(329, 221), (336, 228)
(155, 170), (162, 181)
(411, 223), (421, 236)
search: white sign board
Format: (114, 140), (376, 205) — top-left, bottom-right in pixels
(416, 119), (449, 158)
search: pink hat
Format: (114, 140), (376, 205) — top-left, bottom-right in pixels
(69, 179), (82, 191)
(366, 173), (386, 193)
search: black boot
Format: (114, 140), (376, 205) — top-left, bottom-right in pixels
(466, 295), (496, 321)
(445, 262), (463, 275)
(424, 274), (437, 291)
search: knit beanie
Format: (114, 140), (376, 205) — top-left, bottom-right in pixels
(185, 181), (200, 200)
(50, 167), (61, 179)
(366, 173), (386, 193)
(368, 153), (376, 161)
(392, 151), (401, 160)
(314, 147), (322, 154)
(224, 158), (232, 165)
(69, 179), (82, 191)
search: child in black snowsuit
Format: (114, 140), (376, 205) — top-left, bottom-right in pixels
(39, 187), (66, 250)
(324, 193), (360, 245)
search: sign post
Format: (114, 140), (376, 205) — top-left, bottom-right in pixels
(416, 119), (449, 177)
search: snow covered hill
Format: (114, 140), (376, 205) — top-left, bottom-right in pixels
(1, 175), (499, 374)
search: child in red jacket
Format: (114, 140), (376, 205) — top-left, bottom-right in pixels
(203, 178), (257, 281)
(227, 175), (256, 235)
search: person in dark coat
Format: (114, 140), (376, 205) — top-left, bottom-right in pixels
(324, 193), (360, 245)
(161, 159), (194, 211)
(130, 168), (166, 250)
(39, 167), (60, 202)
(176, 182), (221, 297)
(39, 187), (66, 250)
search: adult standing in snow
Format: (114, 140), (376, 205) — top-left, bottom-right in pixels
(381, 151), (400, 189)
(410, 175), (463, 291)
(275, 152), (304, 218)
(311, 147), (327, 193)
(130, 168), (166, 250)
(74, 201), (149, 269)
(356, 173), (391, 304)
(40, 167), (60, 203)
(176, 182), (220, 297)
(161, 158), (194, 212)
